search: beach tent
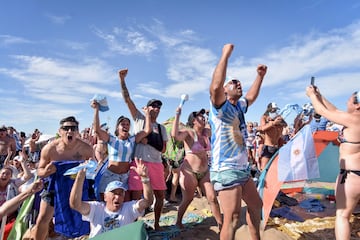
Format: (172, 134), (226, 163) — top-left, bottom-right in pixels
(257, 126), (340, 226)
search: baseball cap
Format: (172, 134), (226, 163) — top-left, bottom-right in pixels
(105, 181), (127, 192)
(187, 109), (206, 126)
(116, 116), (130, 126)
(146, 99), (162, 107)
(13, 155), (22, 161)
(270, 102), (279, 110)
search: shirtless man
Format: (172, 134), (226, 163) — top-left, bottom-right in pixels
(30, 116), (93, 240)
(307, 87), (360, 240)
(0, 126), (16, 168)
(257, 102), (287, 171)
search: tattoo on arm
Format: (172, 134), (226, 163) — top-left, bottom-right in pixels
(121, 82), (130, 99)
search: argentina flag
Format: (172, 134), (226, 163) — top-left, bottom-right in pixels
(278, 125), (319, 181)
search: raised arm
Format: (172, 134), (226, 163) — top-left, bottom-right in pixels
(18, 151), (33, 182)
(69, 168), (90, 216)
(171, 107), (188, 142)
(119, 69), (138, 120)
(135, 106), (152, 143)
(306, 85), (356, 127)
(90, 100), (109, 143)
(130, 158), (153, 212)
(209, 44), (233, 108)
(245, 64), (267, 106)
(0, 179), (43, 218)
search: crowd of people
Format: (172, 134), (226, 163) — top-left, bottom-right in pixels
(0, 43), (358, 240)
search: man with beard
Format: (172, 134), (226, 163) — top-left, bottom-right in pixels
(30, 116), (94, 240)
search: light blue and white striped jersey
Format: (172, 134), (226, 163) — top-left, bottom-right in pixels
(108, 135), (135, 163)
(209, 98), (249, 172)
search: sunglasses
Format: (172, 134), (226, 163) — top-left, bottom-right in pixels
(150, 103), (161, 109)
(60, 125), (79, 131)
(230, 79), (240, 85)
(354, 91), (359, 104)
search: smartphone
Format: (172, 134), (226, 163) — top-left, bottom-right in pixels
(310, 76), (315, 86)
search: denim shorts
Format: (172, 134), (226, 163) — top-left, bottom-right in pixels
(40, 189), (55, 207)
(210, 169), (250, 191)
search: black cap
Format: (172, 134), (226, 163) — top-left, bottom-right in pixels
(187, 109), (206, 127)
(147, 99), (162, 107)
(0, 125), (7, 131)
(116, 116), (130, 125)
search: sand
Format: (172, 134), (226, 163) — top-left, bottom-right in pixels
(140, 191), (360, 240)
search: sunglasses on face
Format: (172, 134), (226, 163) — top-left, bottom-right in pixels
(150, 103), (161, 109)
(60, 125), (79, 131)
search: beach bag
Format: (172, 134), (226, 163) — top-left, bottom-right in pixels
(146, 124), (163, 152)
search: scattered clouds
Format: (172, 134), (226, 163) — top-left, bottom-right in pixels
(2, 19), (360, 133)
(92, 26), (157, 56)
(0, 55), (115, 105)
(45, 13), (71, 25)
(0, 35), (32, 46)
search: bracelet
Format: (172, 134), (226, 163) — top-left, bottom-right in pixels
(175, 111), (180, 115)
(141, 177), (150, 183)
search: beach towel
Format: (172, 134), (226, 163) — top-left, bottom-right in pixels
(299, 198), (325, 212)
(45, 161), (92, 238)
(270, 206), (304, 222)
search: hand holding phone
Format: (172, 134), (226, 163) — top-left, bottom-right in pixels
(310, 76), (315, 86)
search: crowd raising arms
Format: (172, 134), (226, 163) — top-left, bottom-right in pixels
(1, 43), (358, 240)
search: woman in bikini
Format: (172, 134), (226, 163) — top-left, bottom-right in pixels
(307, 87), (360, 240)
(171, 107), (222, 229)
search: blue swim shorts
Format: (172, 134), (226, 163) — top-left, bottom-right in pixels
(210, 169), (251, 191)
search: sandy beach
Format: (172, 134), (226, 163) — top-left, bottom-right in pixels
(140, 190), (360, 240)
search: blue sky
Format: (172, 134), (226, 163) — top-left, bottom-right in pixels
(1, 0), (360, 135)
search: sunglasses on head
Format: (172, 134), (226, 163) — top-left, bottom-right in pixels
(230, 79), (240, 84)
(60, 125), (79, 131)
(354, 91), (359, 104)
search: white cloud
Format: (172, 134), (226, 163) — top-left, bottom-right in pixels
(45, 13), (71, 25)
(0, 55), (115, 104)
(0, 35), (32, 46)
(93, 26), (157, 56)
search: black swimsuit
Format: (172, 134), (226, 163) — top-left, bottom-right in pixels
(337, 128), (360, 184)
(340, 169), (360, 184)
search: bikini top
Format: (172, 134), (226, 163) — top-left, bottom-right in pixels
(186, 130), (211, 154)
(337, 127), (360, 144)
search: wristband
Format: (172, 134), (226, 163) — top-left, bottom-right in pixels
(141, 177), (150, 184)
